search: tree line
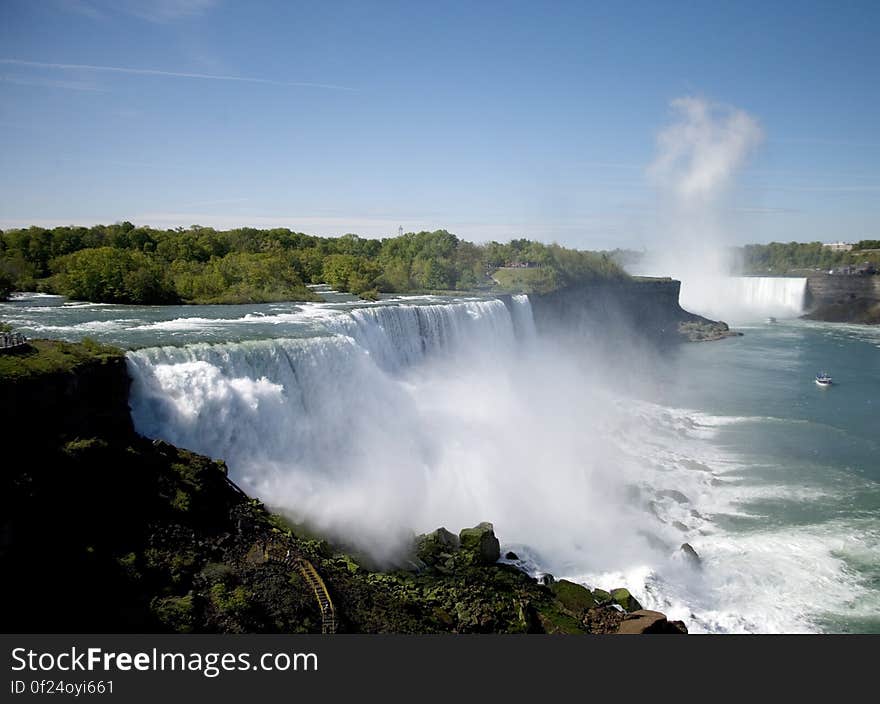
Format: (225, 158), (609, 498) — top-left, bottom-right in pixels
(735, 241), (880, 275)
(0, 222), (626, 304)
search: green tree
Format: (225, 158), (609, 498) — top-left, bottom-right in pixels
(322, 254), (381, 295)
(51, 247), (178, 304)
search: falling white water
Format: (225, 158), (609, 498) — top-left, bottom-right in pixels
(126, 298), (553, 559)
(679, 276), (807, 320)
(126, 296), (676, 569)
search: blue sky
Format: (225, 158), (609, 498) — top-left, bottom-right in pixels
(1, 0), (879, 248)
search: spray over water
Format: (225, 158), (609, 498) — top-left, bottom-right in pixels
(641, 97), (766, 318)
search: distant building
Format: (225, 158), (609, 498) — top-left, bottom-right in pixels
(828, 262), (876, 276)
(822, 241), (853, 252)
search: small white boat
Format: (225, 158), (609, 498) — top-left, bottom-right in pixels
(766, 316), (777, 324)
(815, 372), (832, 387)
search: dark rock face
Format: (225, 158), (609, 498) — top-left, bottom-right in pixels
(528, 279), (735, 346)
(680, 543), (702, 568)
(505, 551), (519, 560)
(0, 344), (133, 442)
(617, 610), (688, 634)
(803, 273), (880, 324)
(458, 522), (501, 565)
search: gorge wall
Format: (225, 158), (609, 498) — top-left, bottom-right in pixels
(0, 341), (133, 443)
(803, 273), (880, 324)
(528, 277), (725, 344)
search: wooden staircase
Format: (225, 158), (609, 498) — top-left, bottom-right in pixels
(265, 543), (337, 634)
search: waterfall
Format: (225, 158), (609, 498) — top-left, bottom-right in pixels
(510, 294), (537, 339)
(321, 299), (521, 372)
(126, 297), (538, 559)
(679, 276), (807, 320)
(734, 277), (807, 316)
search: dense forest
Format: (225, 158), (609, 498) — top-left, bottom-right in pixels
(735, 240), (880, 275)
(0, 222), (626, 304)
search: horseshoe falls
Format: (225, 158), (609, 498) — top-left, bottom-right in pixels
(679, 276), (808, 320)
(735, 276), (807, 316)
(3, 291), (879, 634)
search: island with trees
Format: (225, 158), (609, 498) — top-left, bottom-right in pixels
(0, 222), (626, 304)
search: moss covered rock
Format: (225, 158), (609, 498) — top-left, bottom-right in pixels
(611, 587), (643, 612)
(551, 579), (595, 616)
(416, 527), (460, 567)
(458, 522), (501, 565)
(592, 588), (612, 605)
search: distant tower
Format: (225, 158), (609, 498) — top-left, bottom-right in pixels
(398, 226), (404, 237)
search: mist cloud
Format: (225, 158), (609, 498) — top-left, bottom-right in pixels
(638, 97), (765, 319)
(648, 97), (763, 204)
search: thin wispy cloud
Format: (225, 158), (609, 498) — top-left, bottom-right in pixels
(61, 0), (218, 24)
(54, 156), (191, 170)
(0, 59), (356, 92)
(0, 74), (106, 92)
(60, 0), (106, 21)
(576, 161), (644, 170)
(731, 207), (800, 215)
(772, 137), (880, 149)
(175, 197), (251, 209)
(122, 0), (218, 23)
(737, 180), (880, 195)
(768, 184), (880, 193)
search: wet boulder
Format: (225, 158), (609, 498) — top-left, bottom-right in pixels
(592, 588), (612, 605)
(680, 542), (702, 568)
(611, 587), (643, 612)
(415, 527), (460, 567)
(458, 522), (501, 565)
(551, 579), (596, 616)
(616, 610), (688, 634)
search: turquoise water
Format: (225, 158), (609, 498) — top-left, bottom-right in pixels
(0, 288), (463, 348)
(650, 321), (880, 632)
(2, 292), (878, 633)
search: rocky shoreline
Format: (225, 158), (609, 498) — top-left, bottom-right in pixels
(678, 319), (744, 342)
(412, 523), (687, 634)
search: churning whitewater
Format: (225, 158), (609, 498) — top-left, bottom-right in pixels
(125, 296), (669, 572)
